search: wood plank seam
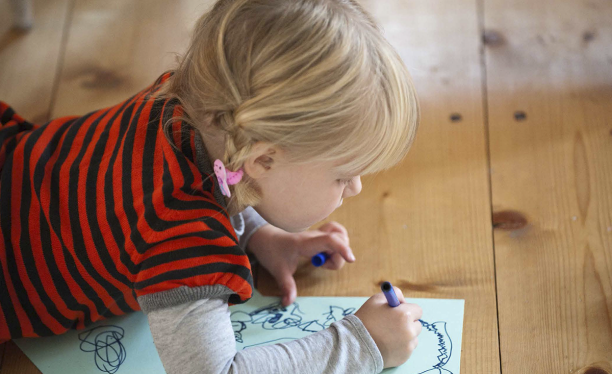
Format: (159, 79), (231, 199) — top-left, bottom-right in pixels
(46, 0), (75, 123)
(476, 0), (504, 373)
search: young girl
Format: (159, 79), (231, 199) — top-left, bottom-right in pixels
(0, 0), (423, 372)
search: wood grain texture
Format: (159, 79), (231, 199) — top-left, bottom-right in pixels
(0, 0), (71, 124)
(256, 1), (501, 373)
(484, 0), (612, 371)
(0, 342), (40, 374)
(51, 0), (212, 118)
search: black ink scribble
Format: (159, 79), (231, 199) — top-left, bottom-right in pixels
(231, 302), (354, 343)
(78, 325), (127, 374)
(417, 320), (453, 374)
(231, 302), (455, 373)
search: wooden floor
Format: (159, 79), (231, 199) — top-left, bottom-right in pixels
(0, 0), (610, 373)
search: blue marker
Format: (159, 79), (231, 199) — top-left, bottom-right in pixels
(381, 281), (400, 307)
(311, 252), (329, 267)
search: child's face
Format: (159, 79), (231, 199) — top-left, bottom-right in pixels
(246, 144), (362, 233)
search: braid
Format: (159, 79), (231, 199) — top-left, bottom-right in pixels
(216, 110), (263, 216)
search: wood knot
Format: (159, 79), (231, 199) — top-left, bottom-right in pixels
(482, 30), (505, 47)
(576, 361), (612, 374)
(394, 279), (439, 292)
(492, 210), (528, 230)
(69, 64), (128, 90)
(81, 68), (126, 89)
(514, 111), (527, 121)
(450, 113), (462, 122)
(583, 30), (596, 43)
(583, 368), (608, 374)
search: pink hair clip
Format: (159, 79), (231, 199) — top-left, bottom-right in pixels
(214, 159), (244, 198)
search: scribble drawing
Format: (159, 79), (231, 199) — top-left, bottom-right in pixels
(231, 302), (455, 374)
(231, 302), (355, 343)
(417, 320), (453, 374)
(78, 325), (127, 374)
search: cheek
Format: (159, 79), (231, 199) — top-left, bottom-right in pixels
(293, 182), (334, 212)
(259, 183), (340, 231)
(319, 186), (344, 212)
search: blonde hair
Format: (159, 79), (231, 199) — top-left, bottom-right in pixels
(156, 0), (420, 216)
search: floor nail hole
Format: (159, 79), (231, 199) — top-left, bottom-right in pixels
(514, 111), (527, 121)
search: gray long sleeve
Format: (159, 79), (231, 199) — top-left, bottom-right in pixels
(230, 206), (269, 253)
(146, 297), (384, 374)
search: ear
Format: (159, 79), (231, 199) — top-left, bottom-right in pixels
(243, 141), (281, 179)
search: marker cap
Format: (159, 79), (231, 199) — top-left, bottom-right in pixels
(311, 252), (329, 267)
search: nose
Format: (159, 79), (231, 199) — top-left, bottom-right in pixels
(343, 176), (362, 198)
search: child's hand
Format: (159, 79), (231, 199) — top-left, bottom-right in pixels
(246, 221), (356, 306)
(354, 287), (423, 368)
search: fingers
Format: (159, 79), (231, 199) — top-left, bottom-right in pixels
(404, 303), (423, 321)
(274, 270), (297, 307)
(322, 251), (345, 270)
(322, 233), (355, 264)
(393, 286), (406, 303)
(413, 320), (422, 337)
(317, 221), (350, 246)
(381, 287), (422, 322)
(408, 337), (419, 355)
(300, 232), (355, 265)
(373, 285), (405, 305)
(297, 222), (355, 269)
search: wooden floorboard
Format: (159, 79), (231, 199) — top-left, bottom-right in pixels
(51, 0), (210, 118)
(484, 0), (612, 371)
(0, 0), (71, 123)
(0, 342), (39, 374)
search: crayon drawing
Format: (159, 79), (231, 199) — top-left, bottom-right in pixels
(416, 321), (452, 374)
(14, 311), (166, 374)
(78, 325), (127, 374)
(230, 291), (464, 374)
(231, 302), (356, 344)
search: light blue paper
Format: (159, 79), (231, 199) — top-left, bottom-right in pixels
(231, 290), (464, 374)
(15, 310), (164, 374)
(14, 290), (463, 374)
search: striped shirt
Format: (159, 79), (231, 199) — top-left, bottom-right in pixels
(0, 71), (253, 342)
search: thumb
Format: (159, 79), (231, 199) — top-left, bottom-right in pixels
(274, 270), (297, 307)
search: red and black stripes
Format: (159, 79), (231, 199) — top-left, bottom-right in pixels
(0, 72), (253, 342)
